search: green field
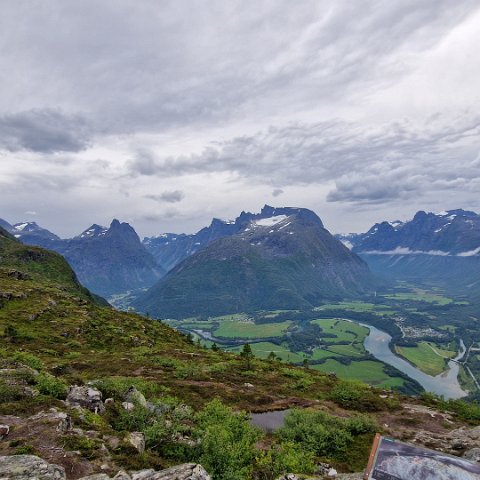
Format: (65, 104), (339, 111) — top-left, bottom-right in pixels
(326, 343), (365, 357)
(383, 291), (453, 305)
(310, 348), (340, 360)
(227, 341), (305, 363)
(312, 318), (369, 344)
(311, 359), (404, 387)
(314, 301), (395, 315)
(214, 320), (292, 338)
(395, 342), (451, 376)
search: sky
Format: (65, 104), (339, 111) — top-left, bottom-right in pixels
(1, 0), (480, 238)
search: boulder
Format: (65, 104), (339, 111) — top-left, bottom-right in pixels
(78, 475), (111, 480)
(0, 424), (9, 439)
(124, 387), (148, 408)
(0, 455), (66, 479)
(131, 464), (210, 480)
(126, 432), (145, 454)
(122, 402), (135, 411)
(67, 385), (105, 414)
(113, 471), (132, 480)
(464, 447), (480, 462)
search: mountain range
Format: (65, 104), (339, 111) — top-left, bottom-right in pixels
(337, 209), (480, 295)
(0, 218), (164, 297)
(5, 206), (480, 311)
(134, 206), (375, 318)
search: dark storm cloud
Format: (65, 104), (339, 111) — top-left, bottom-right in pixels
(272, 189), (284, 197)
(0, 109), (91, 153)
(145, 190), (185, 203)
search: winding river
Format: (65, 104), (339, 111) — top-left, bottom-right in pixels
(361, 323), (466, 399)
(192, 325), (468, 399)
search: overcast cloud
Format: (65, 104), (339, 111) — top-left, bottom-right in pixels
(1, 0), (480, 237)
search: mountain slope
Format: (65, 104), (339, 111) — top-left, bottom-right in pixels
(135, 207), (375, 317)
(143, 205), (317, 272)
(4, 219), (165, 297)
(347, 209), (480, 297)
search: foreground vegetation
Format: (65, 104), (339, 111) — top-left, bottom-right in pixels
(3, 227), (480, 478)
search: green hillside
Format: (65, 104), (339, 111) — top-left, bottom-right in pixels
(2, 227), (480, 479)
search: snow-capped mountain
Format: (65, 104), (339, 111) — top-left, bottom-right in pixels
(343, 209), (480, 296)
(134, 206), (375, 318)
(0, 218), (164, 297)
(353, 209), (480, 256)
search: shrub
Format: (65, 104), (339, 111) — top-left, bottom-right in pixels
(0, 380), (23, 403)
(35, 373), (68, 399)
(279, 409), (352, 460)
(329, 380), (387, 412)
(93, 377), (161, 400)
(196, 399), (262, 480)
(255, 441), (315, 480)
(12, 352), (43, 370)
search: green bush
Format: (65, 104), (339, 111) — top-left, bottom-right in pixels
(196, 399), (262, 480)
(12, 352), (43, 370)
(63, 435), (102, 459)
(0, 380), (24, 403)
(106, 402), (154, 432)
(35, 373), (68, 399)
(93, 377), (161, 400)
(329, 380), (386, 412)
(279, 409), (352, 460)
(277, 408), (376, 463)
(255, 441), (316, 480)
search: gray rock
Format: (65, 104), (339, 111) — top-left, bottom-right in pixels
(122, 402), (135, 412)
(131, 464), (210, 480)
(130, 470), (156, 480)
(464, 447), (480, 462)
(0, 424), (9, 439)
(67, 385), (105, 414)
(78, 475), (111, 480)
(126, 432), (145, 454)
(124, 387), (148, 408)
(113, 471), (132, 480)
(0, 455), (66, 479)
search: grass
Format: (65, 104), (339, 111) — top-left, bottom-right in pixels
(226, 342), (306, 363)
(214, 320), (291, 339)
(311, 359), (404, 388)
(314, 301), (395, 315)
(310, 348), (340, 360)
(311, 319), (369, 344)
(395, 342), (449, 376)
(383, 291), (453, 305)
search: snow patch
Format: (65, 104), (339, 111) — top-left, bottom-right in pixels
(254, 215), (288, 227)
(457, 247), (480, 257)
(361, 247), (450, 256)
(341, 240), (353, 249)
(14, 223), (29, 231)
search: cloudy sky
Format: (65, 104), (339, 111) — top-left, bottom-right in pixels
(1, 0), (480, 238)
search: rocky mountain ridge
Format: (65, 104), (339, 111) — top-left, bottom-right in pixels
(0, 218), (164, 298)
(336, 209), (480, 296)
(134, 206), (375, 318)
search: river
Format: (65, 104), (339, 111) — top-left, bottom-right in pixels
(362, 323), (466, 399)
(194, 324), (467, 399)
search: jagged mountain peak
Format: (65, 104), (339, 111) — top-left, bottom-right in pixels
(143, 206), (325, 272)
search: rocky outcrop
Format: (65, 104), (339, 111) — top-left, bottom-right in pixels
(412, 425), (480, 455)
(0, 455), (66, 479)
(129, 463), (210, 480)
(0, 457), (211, 480)
(124, 387), (148, 408)
(126, 432), (145, 454)
(67, 386), (105, 414)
